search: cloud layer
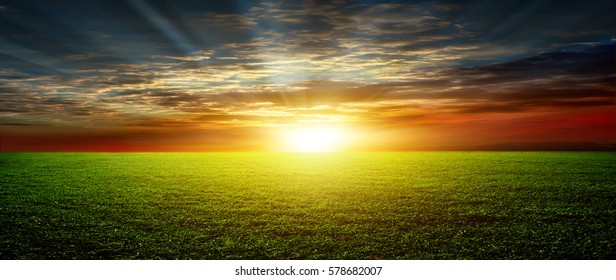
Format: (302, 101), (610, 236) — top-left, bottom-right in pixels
(1, 0), (614, 150)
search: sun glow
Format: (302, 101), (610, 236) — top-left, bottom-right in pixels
(282, 126), (347, 152)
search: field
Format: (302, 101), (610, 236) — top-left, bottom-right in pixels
(1, 152), (615, 259)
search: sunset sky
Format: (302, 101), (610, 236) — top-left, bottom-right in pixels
(1, 0), (614, 151)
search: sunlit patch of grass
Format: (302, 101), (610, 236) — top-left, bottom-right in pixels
(1, 152), (614, 259)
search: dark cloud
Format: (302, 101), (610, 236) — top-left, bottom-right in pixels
(445, 44), (616, 86)
(438, 0), (615, 52)
(0, 52), (72, 77)
(0, 122), (49, 126)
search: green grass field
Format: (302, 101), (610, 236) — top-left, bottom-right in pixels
(1, 152), (614, 259)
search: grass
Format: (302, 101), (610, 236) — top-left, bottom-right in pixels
(0, 152), (615, 259)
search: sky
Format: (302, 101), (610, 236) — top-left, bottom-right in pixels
(0, 0), (614, 151)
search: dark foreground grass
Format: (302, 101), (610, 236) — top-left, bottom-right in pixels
(1, 152), (615, 259)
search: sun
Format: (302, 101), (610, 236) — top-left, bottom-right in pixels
(282, 126), (347, 152)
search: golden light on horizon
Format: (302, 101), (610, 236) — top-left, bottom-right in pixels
(281, 126), (348, 152)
